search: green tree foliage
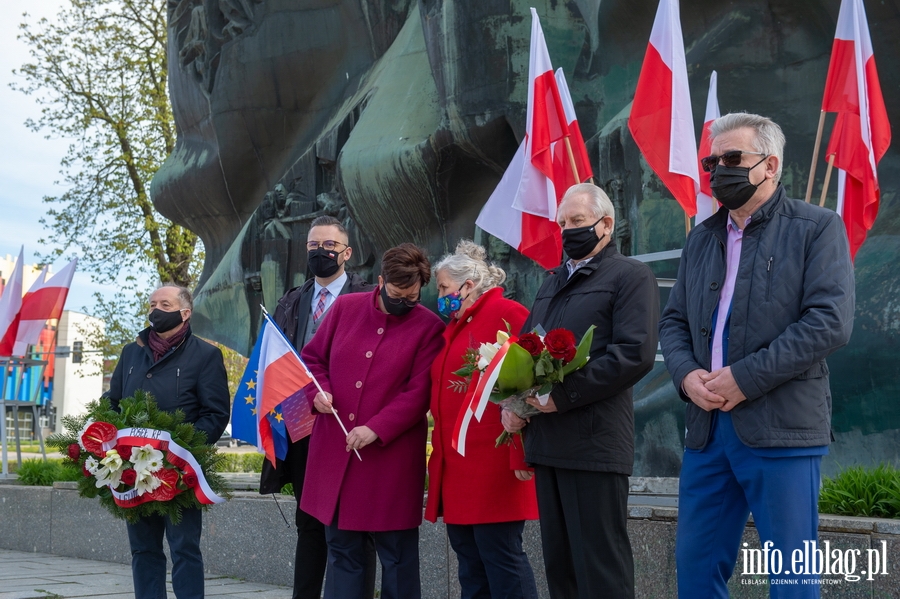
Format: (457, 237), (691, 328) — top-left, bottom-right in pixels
(12, 0), (202, 362)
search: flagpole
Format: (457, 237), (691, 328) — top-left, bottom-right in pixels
(819, 154), (835, 208)
(685, 213), (691, 236)
(260, 307), (362, 461)
(806, 110), (827, 203)
(563, 137), (581, 182)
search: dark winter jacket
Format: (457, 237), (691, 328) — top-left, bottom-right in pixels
(258, 272), (374, 494)
(105, 325), (230, 444)
(521, 242), (659, 474)
(658, 185), (855, 450)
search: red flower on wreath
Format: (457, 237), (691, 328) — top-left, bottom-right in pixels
(166, 451), (187, 470)
(82, 465), (92, 477)
(120, 469), (138, 486)
(67, 443), (82, 461)
(182, 472), (198, 489)
(116, 444), (133, 461)
(81, 421), (119, 457)
(544, 328), (577, 363)
(149, 468), (181, 502)
(516, 333), (544, 357)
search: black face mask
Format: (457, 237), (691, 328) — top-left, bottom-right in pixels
(308, 247), (343, 278)
(148, 308), (184, 334)
(562, 218), (604, 260)
(709, 157), (767, 211)
(380, 284), (418, 317)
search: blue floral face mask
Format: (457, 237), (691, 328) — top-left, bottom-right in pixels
(437, 283), (467, 318)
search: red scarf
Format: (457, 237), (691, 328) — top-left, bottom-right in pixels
(148, 322), (190, 362)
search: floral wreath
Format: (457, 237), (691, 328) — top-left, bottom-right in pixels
(48, 390), (231, 524)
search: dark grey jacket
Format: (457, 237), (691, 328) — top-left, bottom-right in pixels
(106, 325), (230, 444)
(522, 243), (659, 474)
(658, 186), (855, 450)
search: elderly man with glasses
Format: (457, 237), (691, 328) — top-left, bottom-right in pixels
(659, 112), (855, 597)
(258, 214), (376, 599)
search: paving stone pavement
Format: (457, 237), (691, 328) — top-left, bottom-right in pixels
(0, 550), (292, 599)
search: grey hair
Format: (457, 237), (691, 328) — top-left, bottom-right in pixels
(559, 183), (616, 226)
(157, 283), (193, 310)
(710, 112), (785, 183)
(433, 240), (507, 297)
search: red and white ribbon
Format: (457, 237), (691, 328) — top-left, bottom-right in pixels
(101, 427), (226, 507)
(451, 336), (517, 457)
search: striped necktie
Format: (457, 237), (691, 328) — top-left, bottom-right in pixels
(313, 288), (329, 323)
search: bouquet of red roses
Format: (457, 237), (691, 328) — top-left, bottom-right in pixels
(452, 324), (595, 448)
(48, 390), (230, 523)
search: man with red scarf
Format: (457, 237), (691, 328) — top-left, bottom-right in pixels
(106, 284), (230, 599)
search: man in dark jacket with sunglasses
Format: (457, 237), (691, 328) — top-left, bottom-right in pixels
(659, 113), (855, 597)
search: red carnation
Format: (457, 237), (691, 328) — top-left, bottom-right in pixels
(67, 443), (82, 461)
(516, 333), (544, 357)
(544, 328), (578, 363)
(117, 445), (133, 461)
(82, 465), (92, 477)
(182, 472), (199, 489)
(120, 469), (137, 486)
(81, 421), (118, 457)
(149, 468), (181, 502)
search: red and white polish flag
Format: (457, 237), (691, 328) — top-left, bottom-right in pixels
(477, 8), (572, 270)
(12, 259), (77, 356)
(256, 315), (313, 465)
(0, 247), (25, 357)
(822, 0), (890, 260)
(696, 71), (720, 225)
(552, 68), (594, 196)
(628, 0), (699, 217)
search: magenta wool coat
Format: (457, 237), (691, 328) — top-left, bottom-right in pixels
(300, 288), (445, 531)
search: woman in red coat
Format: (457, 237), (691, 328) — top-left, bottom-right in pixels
(302, 244), (445, 599)
(426, 240), (539, 599)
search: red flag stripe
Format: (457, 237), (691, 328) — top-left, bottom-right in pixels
(629, 42), (698, 216)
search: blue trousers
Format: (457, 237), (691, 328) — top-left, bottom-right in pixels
(676, 412), (822, 598)
(126, 506), (204, 599)
(446, 521), (538, 599)
(324, 525), (420, 599)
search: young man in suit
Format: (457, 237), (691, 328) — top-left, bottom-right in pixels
(258, 215), (376, 599)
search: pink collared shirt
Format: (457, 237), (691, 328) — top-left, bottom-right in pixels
(710, 215), (752, 371)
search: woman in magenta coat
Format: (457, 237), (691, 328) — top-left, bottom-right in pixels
(426, 240), (539, 599)
(301, 244), (445, 599)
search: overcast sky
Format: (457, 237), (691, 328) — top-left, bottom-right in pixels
(0, 1), (148, 316)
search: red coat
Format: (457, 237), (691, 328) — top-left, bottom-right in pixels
(425, 287), (538, 525)
(300, 289), (445, 531)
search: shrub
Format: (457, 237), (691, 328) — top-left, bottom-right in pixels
(218, 453), (265, 473)
(16, 459), (82, 486)
(819, 464), (900, 519)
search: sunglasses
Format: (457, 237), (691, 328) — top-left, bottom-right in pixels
(384, 294), (420, 308)
(700, 150), (767, 172)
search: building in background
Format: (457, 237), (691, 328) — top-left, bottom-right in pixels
(1, 254), (103, 439)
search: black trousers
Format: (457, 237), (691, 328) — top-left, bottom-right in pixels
(324, 525), (421, 599)
(533, 465), (634, 599)
(285, 436), (376, 599)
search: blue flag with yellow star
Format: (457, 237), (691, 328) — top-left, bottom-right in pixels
(231, 327), (290, 460)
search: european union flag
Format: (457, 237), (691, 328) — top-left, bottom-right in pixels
(231, 331), (262, 446)
(232, 323), (291, 461)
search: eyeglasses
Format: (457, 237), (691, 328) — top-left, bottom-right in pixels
(700, 150), (768, 172)
(306, 240), (348, 251)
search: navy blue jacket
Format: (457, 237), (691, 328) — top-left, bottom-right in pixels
(105, 325), (230, 444)
(659, 186), (855, 449)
